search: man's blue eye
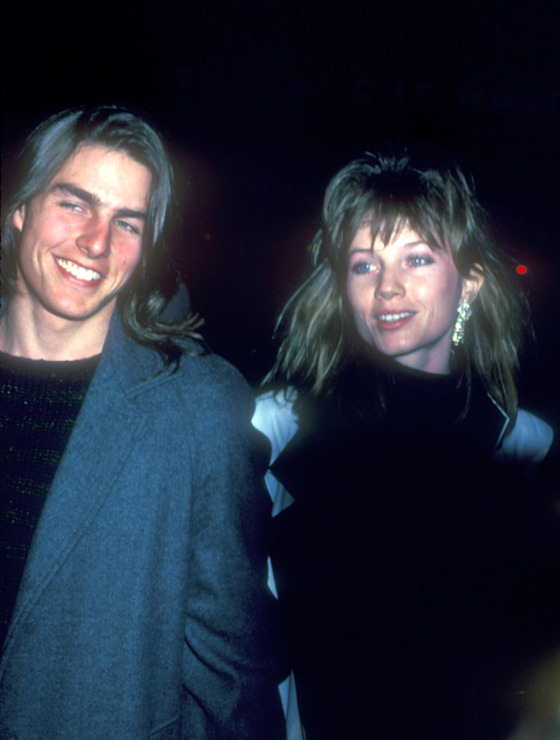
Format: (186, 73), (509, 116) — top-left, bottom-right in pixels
(60, 201), (82, 212)
(117, 220), (139, 234)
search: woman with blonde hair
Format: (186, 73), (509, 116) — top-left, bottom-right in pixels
(254, 145), (558, 739)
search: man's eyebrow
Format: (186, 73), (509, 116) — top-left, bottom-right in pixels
(51, 182), (102, 206)
(114, 207), (147, 221)
(50, 182), (147, 220)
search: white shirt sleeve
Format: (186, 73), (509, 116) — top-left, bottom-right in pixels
(253, 389), (300, 517)
(493, 408), (554, 476)
(253, 390), (305, 740)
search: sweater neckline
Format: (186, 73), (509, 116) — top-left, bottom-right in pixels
(0, 350), (101, 378)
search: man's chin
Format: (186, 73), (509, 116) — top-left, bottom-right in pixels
(43, 296), (118, 324)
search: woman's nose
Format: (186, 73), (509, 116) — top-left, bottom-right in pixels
(374, 264), (405, 299)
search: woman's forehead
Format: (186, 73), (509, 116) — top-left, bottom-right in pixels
(355, 217), (413, 242)
(351, 216), (449, 254)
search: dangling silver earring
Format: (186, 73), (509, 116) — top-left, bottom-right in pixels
(452, 300), (472, 346)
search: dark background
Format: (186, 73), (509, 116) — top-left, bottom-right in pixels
(2, 0), (558, 415)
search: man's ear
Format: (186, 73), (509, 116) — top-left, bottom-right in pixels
(12, 205), (26, 232)
(461, 263), (484, 304)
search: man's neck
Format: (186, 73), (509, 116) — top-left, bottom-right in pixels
(0, 298), (113, 361)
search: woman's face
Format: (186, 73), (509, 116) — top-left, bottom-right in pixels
(346, 222), (470, 374)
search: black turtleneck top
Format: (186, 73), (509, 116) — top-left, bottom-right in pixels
(270, 361), (559, 740)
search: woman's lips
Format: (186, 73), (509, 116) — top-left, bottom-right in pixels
(375, 311), (415, 330)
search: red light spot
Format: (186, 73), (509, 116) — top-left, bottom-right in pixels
(516, 265), (527, 275)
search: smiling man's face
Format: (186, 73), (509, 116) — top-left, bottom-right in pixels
(13, 143), (152, 329)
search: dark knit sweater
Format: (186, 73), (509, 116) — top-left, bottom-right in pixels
(0, 351), (100, 646)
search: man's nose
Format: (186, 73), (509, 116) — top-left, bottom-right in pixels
(374, 264), (405, 299)
(76, 216), (111, 258)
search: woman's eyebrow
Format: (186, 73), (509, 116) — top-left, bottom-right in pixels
(402, 240), (429, 248)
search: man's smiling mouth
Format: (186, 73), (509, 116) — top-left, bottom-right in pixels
(56, 258), (102, 282)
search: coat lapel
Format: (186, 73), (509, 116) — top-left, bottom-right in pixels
(2, 315), (174, 654)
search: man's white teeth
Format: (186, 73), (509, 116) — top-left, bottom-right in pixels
(379, 312), (414, 322)
(57, 259), (101, 281)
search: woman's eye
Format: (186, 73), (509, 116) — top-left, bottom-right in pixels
(351, 261), (374, 275)
(408, 255), (433, 267)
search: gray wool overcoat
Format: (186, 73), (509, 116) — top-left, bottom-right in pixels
(0, 313), (285, 739)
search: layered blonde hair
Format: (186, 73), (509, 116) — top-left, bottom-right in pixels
(266, 146), (529, 419)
